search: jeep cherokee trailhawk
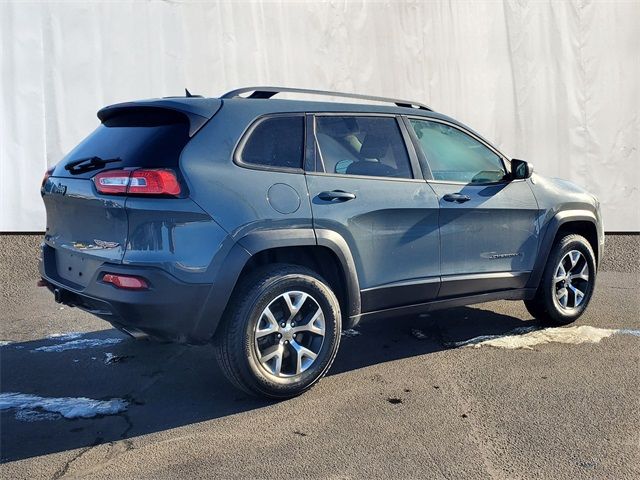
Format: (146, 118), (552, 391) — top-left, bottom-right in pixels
(39, 87), (604, 398)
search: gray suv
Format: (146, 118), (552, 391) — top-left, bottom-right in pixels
(39, 86), (604, 398)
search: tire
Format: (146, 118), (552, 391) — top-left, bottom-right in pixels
(214, 264), (341, 399)
(524, 233), (596, 325)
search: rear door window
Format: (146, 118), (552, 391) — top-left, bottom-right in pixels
(52, 108), (191, 179)
(315, 116), (413, 179)
(238, 115), (304, 170)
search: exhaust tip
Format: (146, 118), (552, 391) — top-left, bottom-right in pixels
(53, 288), (63, 303)
(121, 327), (149, 341)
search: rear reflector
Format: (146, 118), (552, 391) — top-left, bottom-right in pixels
(94, 169), (181, 196)
(103, 273), (148, 290)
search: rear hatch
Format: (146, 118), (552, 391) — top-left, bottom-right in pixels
(41, 97), (221, 289)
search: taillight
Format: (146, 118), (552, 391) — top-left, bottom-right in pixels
(41, 167), (54, 188)
(102, 273), (148, 290)
(94, 169), (181, 196)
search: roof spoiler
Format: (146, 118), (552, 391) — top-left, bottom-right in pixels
(97, 98), (222, 136)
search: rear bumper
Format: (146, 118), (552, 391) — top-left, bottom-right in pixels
(39, 244), (215, 344)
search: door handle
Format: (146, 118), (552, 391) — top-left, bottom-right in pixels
(318, 190), (356, 202)
(443, 193), (471, 203)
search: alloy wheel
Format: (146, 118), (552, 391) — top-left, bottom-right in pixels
(254, 291), (326, 378)
(553, 250), (590, 312)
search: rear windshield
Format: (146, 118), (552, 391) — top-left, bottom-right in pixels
(52, 109), (191, 178)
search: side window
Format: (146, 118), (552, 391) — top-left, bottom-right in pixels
(315, 116), (413, 179)
(239, 116), (304, 169)
(410, 119), (506, 184)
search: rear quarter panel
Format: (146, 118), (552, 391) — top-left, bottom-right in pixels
(178, 101), (314, 249)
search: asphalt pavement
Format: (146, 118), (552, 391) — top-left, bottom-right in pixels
(1, 269), (639, 479)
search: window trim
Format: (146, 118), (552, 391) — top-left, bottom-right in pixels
(405, 115), (511, 186)
(234, 113), (306, 174)
(311, 112), (420, 181)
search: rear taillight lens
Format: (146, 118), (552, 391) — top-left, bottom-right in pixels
(102, 273), (148, 290)
(41, 167), (54, 188)
(94, 169), (181, 196)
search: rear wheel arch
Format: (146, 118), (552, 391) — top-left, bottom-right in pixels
(233, 243), (361, 328)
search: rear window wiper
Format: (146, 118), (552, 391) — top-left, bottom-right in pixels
(65, 156), (121, 173)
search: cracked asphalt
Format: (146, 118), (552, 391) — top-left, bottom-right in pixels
(1, 268), (639, 479)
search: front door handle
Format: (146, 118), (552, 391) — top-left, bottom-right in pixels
(318, 190), (356, 202)
(443, 193), (471, 203)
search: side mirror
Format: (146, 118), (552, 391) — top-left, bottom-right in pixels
(511, 159), (534, 180)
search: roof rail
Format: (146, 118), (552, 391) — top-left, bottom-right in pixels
(221, 86), (432, 111)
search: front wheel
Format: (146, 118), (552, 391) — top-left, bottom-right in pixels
(214, 264), (341, 398)
(524, 233), (596, 325)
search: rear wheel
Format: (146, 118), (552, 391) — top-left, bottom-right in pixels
(525, 234), (596, 325)
(214, 264), (341, 398)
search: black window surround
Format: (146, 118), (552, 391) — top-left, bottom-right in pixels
(233, 111), (509, 185)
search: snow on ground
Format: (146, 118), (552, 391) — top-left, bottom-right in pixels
(46, 332), (84, 340)
(456, 325), (639, 350)
(34, 337), (123, 352)
(0, 393), (128, 421)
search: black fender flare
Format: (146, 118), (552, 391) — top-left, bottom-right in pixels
(315, 229), (362, 328)
(526, 209), (599, 289)
(195, 228), (362, 340)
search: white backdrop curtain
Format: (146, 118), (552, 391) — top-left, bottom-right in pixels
(1, 0), (638, 231)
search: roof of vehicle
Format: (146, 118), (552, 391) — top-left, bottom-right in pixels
(97, 87), (503, 155)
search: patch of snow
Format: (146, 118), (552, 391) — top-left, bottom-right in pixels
(15, 409), (62, 422)
(445, 326), (540, 348)
(104, 353), (129, 365)
(342, 329), (361, 337)
(0, 393), (128, 420)
(47, 332), (83, 340)
(460, 325), (618, 350)
(34, 338), (122, 352)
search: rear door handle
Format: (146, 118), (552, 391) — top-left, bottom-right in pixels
(318, 190), (356, 202)
(443, 193), (471, 203)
